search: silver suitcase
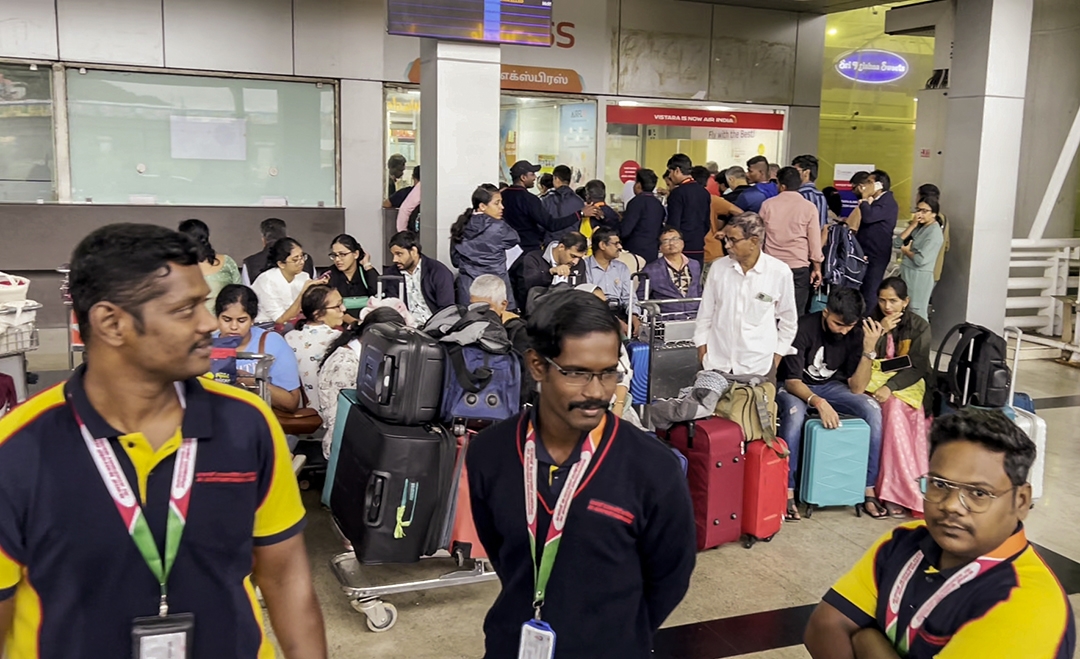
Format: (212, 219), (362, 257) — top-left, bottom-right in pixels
(1004, 327), (1047, 501)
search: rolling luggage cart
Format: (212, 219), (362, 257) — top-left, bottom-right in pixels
(327, 427), (498, 633)
(0, 301), (42, 405)
(235, 351), (305, 473)
(638, 298), (702, 426)
(57, 266), (84, 370)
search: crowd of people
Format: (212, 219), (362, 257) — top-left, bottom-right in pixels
(0, 153), (1069, 659)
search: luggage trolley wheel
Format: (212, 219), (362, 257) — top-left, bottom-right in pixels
(804, 504), (814, 519)
(451, 541), (473, 568)
(351, 598), (398, 633)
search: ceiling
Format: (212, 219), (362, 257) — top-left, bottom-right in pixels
(697, 0), (892, 14)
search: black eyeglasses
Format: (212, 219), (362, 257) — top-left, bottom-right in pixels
(543, 356), (623, 387)
(328, 251), (355, 260)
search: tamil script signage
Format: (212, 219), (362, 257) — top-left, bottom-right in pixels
(835, 49), (909, 84)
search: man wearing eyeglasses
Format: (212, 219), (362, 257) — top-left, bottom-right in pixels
(694, 211), (798, 380)
(805, 408), (1075, 659)
(466, 290), (696, 659)
(637, 226), (701, 316)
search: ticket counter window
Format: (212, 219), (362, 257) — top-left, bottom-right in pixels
(603, 104), (786, 206)
(499, 95), (597, 187)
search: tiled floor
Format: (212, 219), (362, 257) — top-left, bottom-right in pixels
(22, 353), (1080, 658)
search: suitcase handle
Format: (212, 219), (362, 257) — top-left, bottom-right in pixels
(376, 355), (395, 405)
(364, 471), (390, 527)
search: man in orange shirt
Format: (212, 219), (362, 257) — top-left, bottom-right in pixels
(759, 166), (824, 315)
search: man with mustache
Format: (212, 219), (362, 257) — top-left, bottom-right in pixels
(467, 290), (696, 659)
(805, 408), (1075, 659)
(0, 224), (327, 658)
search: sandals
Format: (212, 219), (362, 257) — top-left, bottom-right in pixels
(858, 496), (889, 519)
(886, 503), (907, 519)
(785, 497), (802, 522)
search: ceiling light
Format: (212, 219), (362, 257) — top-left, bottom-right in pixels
(828, 28), (838, 36)
(618, 100), (641, 107)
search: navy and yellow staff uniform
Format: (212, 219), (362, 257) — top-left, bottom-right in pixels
(467, 411), (697, 659)
(825, 520), (1076, 659)
(0, 366), (306, 658)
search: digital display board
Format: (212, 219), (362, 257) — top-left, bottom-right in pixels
(388, 0), (553, 46)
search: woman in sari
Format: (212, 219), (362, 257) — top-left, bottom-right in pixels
(865, 277), (933, 517)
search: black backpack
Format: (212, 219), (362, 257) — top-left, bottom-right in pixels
(823, 224), (869, 289)
(932, 323), (1011, 414)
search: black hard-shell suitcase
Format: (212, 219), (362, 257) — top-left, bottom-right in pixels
(357, 322), (445, 424)
(330, 404), (456, 564)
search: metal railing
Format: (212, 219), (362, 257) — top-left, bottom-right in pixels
(1007, 238), (1080, 339)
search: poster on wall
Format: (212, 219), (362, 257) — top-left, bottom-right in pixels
(500, 109), (519, 184)
(558, 103), (596, 187)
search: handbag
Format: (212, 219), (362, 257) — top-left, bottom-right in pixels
(714, 379), (785, 455)
(258, 332), (324, 435)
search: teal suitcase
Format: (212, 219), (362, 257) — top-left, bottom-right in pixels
(322, 389), (360, 509)
(799, 417), (869, 516)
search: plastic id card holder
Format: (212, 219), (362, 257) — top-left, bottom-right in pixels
(518, 619), (556, 659)
(132, 613), (194, 659)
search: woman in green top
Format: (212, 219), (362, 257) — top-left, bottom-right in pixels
(894, 197), (944, 321)
(179, 219), (241, 312)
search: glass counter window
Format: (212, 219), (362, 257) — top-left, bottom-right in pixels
(0, 63), (56, 203)
(67, 69), (337, 206)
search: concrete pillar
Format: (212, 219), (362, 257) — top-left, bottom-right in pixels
(786, 14), (826, 161)
(340, 79), (388, 269)
(934, 0), (1033, 336)
(418, 40), (501, 265)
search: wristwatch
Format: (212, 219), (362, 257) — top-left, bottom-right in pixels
(863, 351), (877, 361)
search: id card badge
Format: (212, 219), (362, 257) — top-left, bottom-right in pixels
(132, 613), (194, 659)
(518, 619), (556, 659)
(755, 292), (774, 303)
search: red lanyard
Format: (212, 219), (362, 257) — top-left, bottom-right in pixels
(884, 550), (1002, 655)
(522, 416), (611, 620)
(73, 383), (196, 617)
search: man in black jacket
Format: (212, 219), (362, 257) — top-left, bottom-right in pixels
(381, 230), (455, 325)
(467, 290), (696, 659)
(510, 232), (588, 314)
(664, 154), (712, 263)
(621, 169), (666, 263)
(502, 160), (600, 253)
(542, 165), (585, 227)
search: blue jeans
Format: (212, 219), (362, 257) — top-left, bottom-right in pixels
(777, 380), (883, 490)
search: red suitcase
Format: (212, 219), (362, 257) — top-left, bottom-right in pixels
(665, 418), (745, 551)
(741, 438), (789, 548)
(449, 432), (487, 562)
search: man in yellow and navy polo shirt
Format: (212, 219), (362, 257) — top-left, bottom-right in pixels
(0, 224), (327, 658)
(805, 408), (1075, 659)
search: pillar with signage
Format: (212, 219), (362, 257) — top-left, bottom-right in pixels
(418, 40), (501, 264)
(934, 0), (1033, 337)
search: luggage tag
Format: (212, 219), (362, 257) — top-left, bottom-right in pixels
(518, 619), (556, 659)
(131, 612), (194, 659)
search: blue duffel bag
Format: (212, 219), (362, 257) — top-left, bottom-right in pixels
(440, 344), (521, 423)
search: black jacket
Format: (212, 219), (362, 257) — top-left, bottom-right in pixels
(467, 412), (696, 659)
(665, 180), (712, 256)
(501, 186), (583, 254)
(381, 255), (456, 313)
(510, 247), (586, 312)
(326, 265), (377, 299)
(620, 192), (666, 263)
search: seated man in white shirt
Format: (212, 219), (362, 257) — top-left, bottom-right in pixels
(693, 212), (799, 380)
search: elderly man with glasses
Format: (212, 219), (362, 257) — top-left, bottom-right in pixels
(637, 225), (702, 316)
(693, 211), (799, 381)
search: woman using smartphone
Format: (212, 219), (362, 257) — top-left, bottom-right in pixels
(865, 277), (933, 518)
